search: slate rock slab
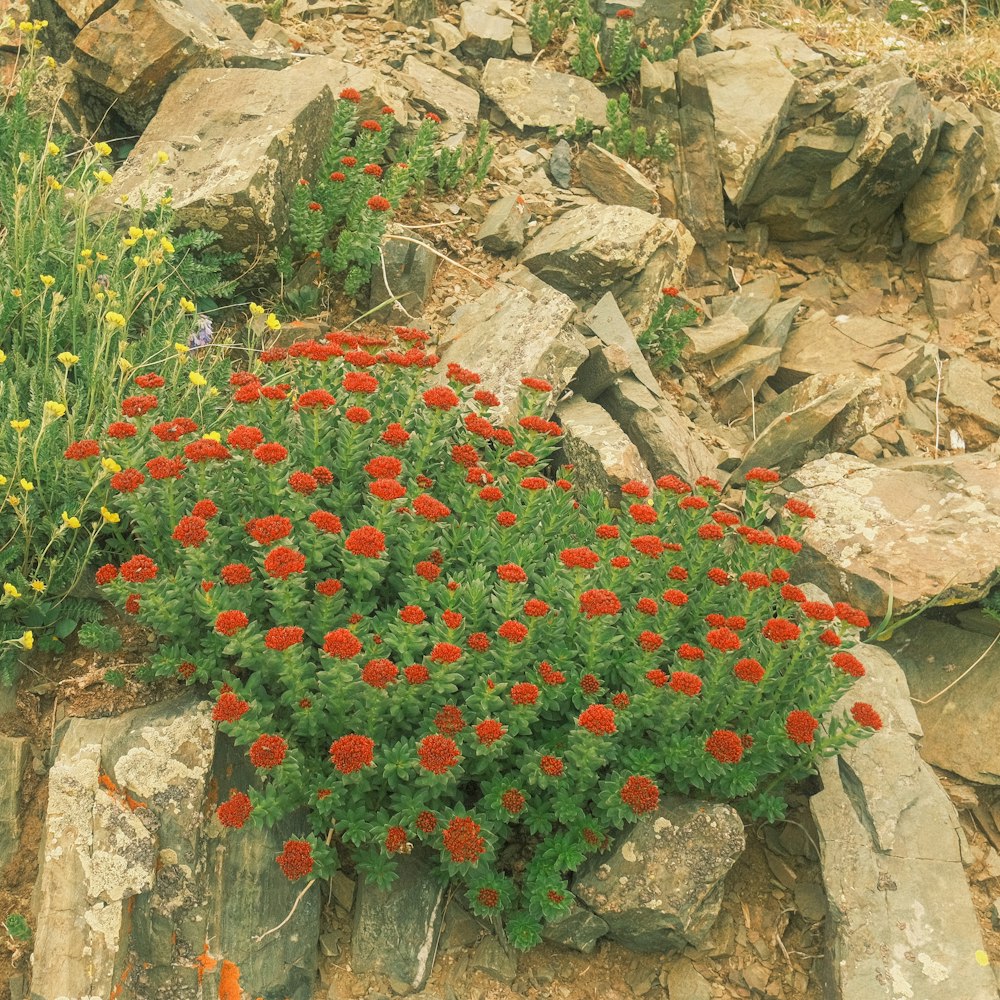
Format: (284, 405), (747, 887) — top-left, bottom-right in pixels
(788, 451), (1000, 616)
(481, 59), (608, 130)
(0, 735), (28, 870)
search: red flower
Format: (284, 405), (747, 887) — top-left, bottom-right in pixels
(705, 730), (744, 763)
(121, 393), (158, 417)
(510, 681), (538, 705)
(441, 610), (463, 629)
(835, 603), (871, 628)
(610, 556), (631, 569)
(781, 584), (807, 603)
(734, 658), (764, 684)
(400, 605), (427, 625)
(430, 642), (462, 664)
(705, 568), (729, 587)
(462, 633), (487, 654)
(217, 790), (253, 828)
(819, 629), (841, 647)
(416, 811), (438, 833)
(612, 691), (630, 709)
(227, 424), (264, 450)
(184, 439), (230, 463)
(434, 705), (466, 735)
(762, 618), (800, 643)
(341, 156), (357, 166)
(776, 534), (803, 553)
(442, 815), (485, 863)
(146, 456), (186, 481)
(578, 704), (616, 735)
(496, 511), (516, 527)
(498, 620), (528, 643)
(418, 734), (460, 774)
(276, 839), (313, 880)
(316, 578), (342, 596)
(579, 673), (600, 695)
(265, 626), (304, 651)
(264, 546), (306, 579)
(339, 87), (362, 102)
(638, 630), (663, 652)
(329, 734), (375, 773)
(107, 421), (137, 439)
(369, 478), (406, 501)
(172, 515), (208, 548)
(630, 504), (658, 525)
(802, 601), (836, 622)
(192, 499), (218, 520)
(120, 554), (158, 583)
(245, 515), (292, 545)
(523, 599), (549, 619)
(422, 385), (460, 410)
(360, 119), (382, 131)
(646, 669), (667, 687)
(677, 643), (704, 661)
(362, 658), (399, 688)
(620, 775), (658, 814)
(771, 568), (791, 584)
(150, 417), (196, 440)
(324, 628), (362, 660)
(95, 564), (118, 586)
(521, 377), (552, 392)
(850, 702), (882, 730)
(474, 389), (499, 407)
(413, 494), (451, 521)
(309, 511), (342, 534)
(739, 571), (770, 592)
(65, 439), (100, 460)
(497, 564), (527, 584)
(250, 734), (287, 769)
(343, 406), (369, 424)
(385, 826), (407, 854)
(425, 112), (441, 123)
(253, 442), (288, 465)
(345, 526), (385, 558)
(363, 163), (383, 178)
(560, 547), (599, 569)
(405, 663), (430, 684)
(446, 362), (480, 385)
(507, 450), (537, 469)
(500, 789), (525, 815)
(476, 719), (505, 746)
(630, 535), (665, 559)
(832, 652), (865, 677)
(213, 690), (250, 722)
(215, 610), (249, 636)
(786, 710), (819, 744)
(380, 422), (410, 446)
(706, 628), (741, 652)
(745, 467), (781, 484)
(669, 671), (702, 696)
(289, 471), (319, 495)
(784, 498), (816, 519)
(110, 467), (145, 493)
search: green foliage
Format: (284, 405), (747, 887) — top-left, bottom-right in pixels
(104, 668), (127, 688)
(435, 120), (495, 194)
(78, 621), (123, 652)
(569, 0), (603, 79)
(637, 288), (700, 369)
(527, 0), (573, 47)
(886, 0), (938, 25)
(606, 12), (642, 85)
(594, 95), (675, 163)
(4, 914), (31, 941)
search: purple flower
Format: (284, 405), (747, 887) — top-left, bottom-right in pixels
(189, 314), (213, 350)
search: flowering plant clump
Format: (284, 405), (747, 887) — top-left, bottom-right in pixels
(87, 328), (881, 949)
(637, 286), (700, 369)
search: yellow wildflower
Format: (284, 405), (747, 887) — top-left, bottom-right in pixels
(249, 302), (265, 316)
(156, 151), (169, 164)
(94, 169), (113, 185)
(266, 313), (281, 331)
(94, 141), (112, 157)
(81, 249), (93, 258)
(3, 583), (21, 598)
(179, 297), (196, 313)
(189, 371), (207, 387)
(30, 580), (45, 593)
(101, 457), (121, 474)
(203, 431), (222, 442)
(160, 236), (174, 254)
(159, 195), (172, 207)
(0, 475), (5, 485)
(19, 479), (32, 491)
(20, 631), (33, 650)
(122, 237), (137, 248)
(47, 176), (62, 190)
(0, 349), (6, 364)
(119, 194), (129, 204)
(174, 342), (189, 354)
(45, 56), (56, 69)
(40, 274), (55, 288)
(128, 226), (143, 239)
(96, 252), (108, 262)
(143, 228), (157, 240)
(34, 19), (47, 28)
(61, 511), (81, 529)
(132, 256), (151, 269)
(208, 386), (219, 398)
(18, 20), (33, 31)
(76, 264), (87, 274)
(10, 420), (29, 433)
(57, 351), (79, 366)
(7, 496), (19, 507)
(18, 151), (31, 165)
(10, 289), (21, 298)
(105, 312), (126, 328)
(100, 506), (120, 524)
(117, 357), (132, 373)
(47, 141), (60, 156)
(43, 401), (66, 419)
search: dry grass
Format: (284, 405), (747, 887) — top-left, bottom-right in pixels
(727, 0), (1000, 108)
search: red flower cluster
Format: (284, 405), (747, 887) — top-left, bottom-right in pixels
(579, 589), (621, 618)
(762, 618), (800, 643)
(330, 734), (375, 773)
(215, 610), (249, 636)
(324, 628), (362, 660)
(511, 682), (539, 705)
(498, 620), (528, 643)
(831, 652), (865, 677)
(249, 734), (287, 769)
(65, 439), (100, 460)
(265, 626), (304, 651)
(264, 546), (306, 579)
(246, 515), (293, 545)
(786, 710), (819, 744)
(442, 815), (486, 863)
(620, 775), (659, 814)
(476, 719), (505, 745)
(418, 734), (460, 773)
(213, 691), (250, 723)
(276, 839), (313, 880)
(434, 704), (466, 734)
(345, 526), (385, 558)
(560, 547), (599, 569)
(734, 658), (764, 684)
(121, 554), (158, 583)
(669, 671), (702, 696)
(705, 730), (744, 764)
(172, 515), (208, 548)
(540, 755), (563, 776)
(500, 789), (525, 815)
(850, 702), (882, 730)
(217, 791), (253, 828)
(578, 704), (616, 735)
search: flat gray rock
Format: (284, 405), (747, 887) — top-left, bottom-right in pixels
(481, 59), (609, 130)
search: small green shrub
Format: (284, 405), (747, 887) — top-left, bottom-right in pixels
(637, 287), (700, 369)
(4, 914), (31, 941)
(78, 621), (123, 652)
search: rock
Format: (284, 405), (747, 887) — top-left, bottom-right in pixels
(787, 451), (1000, 616)
(402, 56), (480, 132)
(368, 226), (439, 323)
(664, 957), (713, 1000)
(755, 297), (801, 350)
(470, 935), (517, 984)
(714, 273), (781, 337)
(548, 138), (572, 188)
(581, 292), (661, 398)
(577, 143), (659, 212)
(697, 45), (797, 207)
(921, 234), (989, 282)
(903, 98), (988, 244)
(440, 898), (481, 951)
(30, 695), (319, 1000)
(0, 736), (28, 869)
(476, 193), (528, 254)
(556, 397), (654, 504)
(441, 267), (589, 422)
(429, 16), (464, 51)
(574, 797), (745, 952)
(541, 903), (609, 954)
(520, 204), (692, 302)
(811, 643), (998, 1000)
(46, 0), (115, 30)
(72, 0), (257, 130)
(394, 0), (435, 25)
(924, 277), (976, 321)
(710, 26), (824, 77)
(682, 313), (750, 363)
(941, 356), (1000, 435)
(709, 344), (783, 424)
(352, 851), (446, 992)
(731, 372), (906, 479)
(97, 59), (361, 268)
(601, 376), (719, 483)
(459, 2), (512, 61)
(883, 619), (1000, 785)
(742, 64), (939, 246)
(480, 59), (609, 131)
(572, 338), (635, 400)
(227, 0), (265, 34)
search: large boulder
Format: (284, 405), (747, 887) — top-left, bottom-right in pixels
(787, 451), (1000, 616)
(0, 736), (29, 870)
(574, 798), (745, 952)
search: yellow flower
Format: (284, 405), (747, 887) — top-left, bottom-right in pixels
(94, 141), (112, 157)
(34, 19), (47, 28)
(132, 256), (151, 269)
(0, 475), (6, 485)
(101, 457), (121, 474)
(10, 420), (30, 433)
(119, 194), (129, 204)
(100, 506), (120, 524)
(43, 401), (66, 419)
(266, 313), (281, 331)
(57, 351), (79, 366)
(3, 583), (21, 598)
(47, 141), (60, 156)
(105, 312), (126, 328)
(0, 349), (6, 364)
(20, 631), (33, 650)
(122, 237), (138, 249)
(40, 274), (55, 288)
(203, 431), (222, 442)
(174, 342), (189, 354)
(47, 176), (62, 190)
(94, 169), (113, 185)
(76, 264), (87, 274)
(7, 496), (19, 507)
(189, 371), (207, 387)
(30, 580), (45, 593)
(143, 228), (157, 240)
(117, 357), (132, 373)
(159, 195), (172, 207)
(81, 248), (93, 258)
(179, 297), (196, 313)
(45, 56), (56, 69)
(208, 386), (219, 398)
(160, 236), (174, 254)
(10, 289), (21, 298)
(249, 302), (265, 316)
(19, 479), (33, 491)
(18, 151), (31, 165)
(156, 150), (169, 164)
(128, 226), (143, 239)
(96, 252), (108, 262)
(61, 511), (81, 529)
(18, 21), (32, 32)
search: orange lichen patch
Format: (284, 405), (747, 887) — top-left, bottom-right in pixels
(98, 772), (118, 794)
(97, 770), (146, 811)
(108, 959), (134, 1000)
(195, 941), (218, 984)
(219, 959), (242, 1000)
